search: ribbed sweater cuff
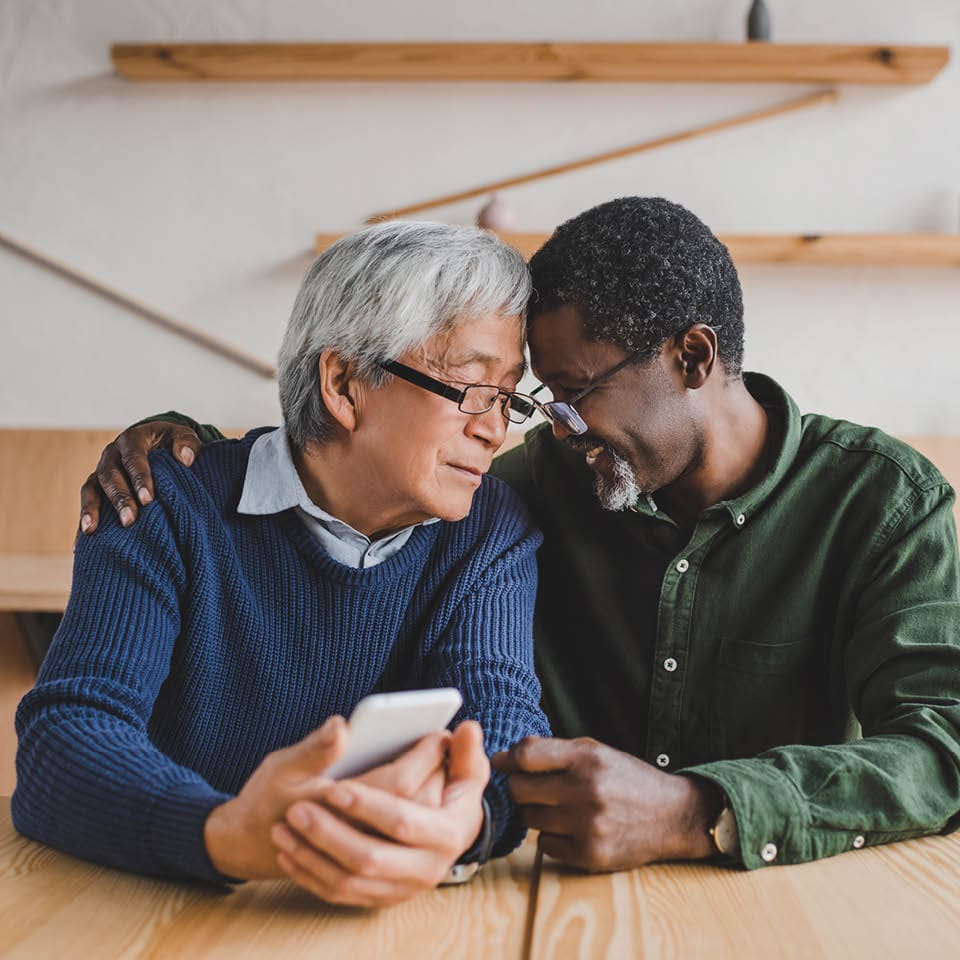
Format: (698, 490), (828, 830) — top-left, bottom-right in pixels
(146, 782), (238, 885)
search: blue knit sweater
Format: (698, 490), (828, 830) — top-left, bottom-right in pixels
(13, 431), (550, 883)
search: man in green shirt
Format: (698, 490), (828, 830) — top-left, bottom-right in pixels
(79, 197), (960, 872)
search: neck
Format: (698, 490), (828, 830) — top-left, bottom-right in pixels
(658, 378), (773, 521)
(292, 439), (426, 539)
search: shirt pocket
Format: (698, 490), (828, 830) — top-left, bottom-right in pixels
(708, 635), (815, 760)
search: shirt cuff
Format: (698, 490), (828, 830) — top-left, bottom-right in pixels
(145, 781), (239, 885)
(678, 758), (808, 870)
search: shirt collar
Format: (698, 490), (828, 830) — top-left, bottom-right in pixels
(709, 372), (801, 529)
(237, 425), (439, 537)
(630, 372), (801, 529)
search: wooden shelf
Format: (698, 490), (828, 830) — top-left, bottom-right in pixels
(715, 233), (960, 266)
(111, 42), (949, 85)
(316, 232), (960, 266)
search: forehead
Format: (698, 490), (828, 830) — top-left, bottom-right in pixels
(528, 303), (627, 380)
(423, 312), (525, 370)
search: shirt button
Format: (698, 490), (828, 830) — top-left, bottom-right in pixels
(761, 842), (778, 863)
(853, 835), (865, 849)
(676, 558), (689, 573)
(655, 753), (670, 768)
(663, 657), (678, 672)
(736, 513), (746, 526)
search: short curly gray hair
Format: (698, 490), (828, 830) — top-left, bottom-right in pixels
(278, 221), (531, 449)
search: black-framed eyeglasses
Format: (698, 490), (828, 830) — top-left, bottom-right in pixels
(528, 345), (649, 436)
(379, 360), (549, 425)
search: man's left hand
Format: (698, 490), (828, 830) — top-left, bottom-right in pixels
(492, 736), (721, 872)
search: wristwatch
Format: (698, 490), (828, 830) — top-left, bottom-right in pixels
(440, 798), (494, 885)
(709, 799), (740, 859)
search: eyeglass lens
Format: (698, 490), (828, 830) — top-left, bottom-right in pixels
(543, 402), (588, 435)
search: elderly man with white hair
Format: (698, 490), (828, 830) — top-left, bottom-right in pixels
(13, 222), (550, 906)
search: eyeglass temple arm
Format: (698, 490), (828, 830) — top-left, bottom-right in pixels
(380, 360), (465, 404)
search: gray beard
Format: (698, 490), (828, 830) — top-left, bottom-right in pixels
(593, 447), (643, 512)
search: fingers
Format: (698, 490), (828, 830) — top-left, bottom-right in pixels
(280, 716), (349, 778)
(320, 780), (464, 854)
(505, 772), (577, 807)
(115, 431), (155, 508)
(281, 800), (448, 888)
(537, 832), (581, 868)
(79, 472), (102, 535)
(492, 736), (580, 775)
(85, 421), (202, 532)
(95, 442), (139, 528)
(445, 721), (490, 788)
(356, 731), (450, 799)
(519, 803), (578, 835)
(165, 425), (202, 467)
(411, 767), (445, 808)
(113, 422), (201, 509)
(272, 826), (417, 907)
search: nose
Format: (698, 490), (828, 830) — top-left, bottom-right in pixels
(465, 403), (508, 449)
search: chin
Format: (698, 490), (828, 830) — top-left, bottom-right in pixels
(430, 489), (480, 522)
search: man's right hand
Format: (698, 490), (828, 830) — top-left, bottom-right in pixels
(80, 421), (203, 533)
(203, 715), (450, 882)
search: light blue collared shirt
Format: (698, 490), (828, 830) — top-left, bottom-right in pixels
(236, 426), (438, 569)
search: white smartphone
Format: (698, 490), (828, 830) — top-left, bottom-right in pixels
(324, 688), (464, 780)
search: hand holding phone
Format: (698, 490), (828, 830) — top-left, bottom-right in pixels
(324, 688), (463, 780)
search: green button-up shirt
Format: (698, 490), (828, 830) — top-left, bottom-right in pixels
(161, 371), (960, 870)
(491, 373), (960, 869)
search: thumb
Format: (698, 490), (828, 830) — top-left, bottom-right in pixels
(281, 715), (348, 776)
(444, 720), (490, 800)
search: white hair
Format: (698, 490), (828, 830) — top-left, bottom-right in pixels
(278, 221), (531, 448)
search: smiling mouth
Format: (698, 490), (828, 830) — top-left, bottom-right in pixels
(568, 438), (609, 468)
(584, 444), (605, 466)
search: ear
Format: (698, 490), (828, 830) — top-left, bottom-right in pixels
(676, 324), (717, 389)
(317, 350), (362, 433)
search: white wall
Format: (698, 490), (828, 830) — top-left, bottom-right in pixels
(1, 0), (958, 434)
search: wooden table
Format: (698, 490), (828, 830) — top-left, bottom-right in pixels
(3, 798), (960, 959)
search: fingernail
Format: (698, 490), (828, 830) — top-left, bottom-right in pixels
(80, 514), (93, 534)
(179, 447), (194, 466)
(120, 507), (134, 527)
(137, 488), (152, 506)
(289, 805), (312, 831)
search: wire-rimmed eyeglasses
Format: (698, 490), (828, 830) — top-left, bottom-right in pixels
(527, 325), (721, 436)
(527, 346), (650, 435)
(380, 342), (650, 437)
(379, 360), (548, 425)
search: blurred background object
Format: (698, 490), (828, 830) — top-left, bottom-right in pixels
(747, 0), (773, 42)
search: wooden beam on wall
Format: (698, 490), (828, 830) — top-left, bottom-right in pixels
(366, 90), (838, 222)
(0, 231), (276, 379)
(111, 42), (950, 85)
